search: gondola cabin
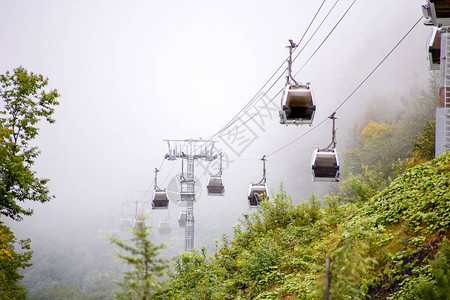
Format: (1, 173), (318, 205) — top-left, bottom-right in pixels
(311, 148), (340, 182)
(159, 220), (171, 234)
(247, 184), (268, 208)
(178, 210), (187, 227)
(423, 0), (450, 26)
(279, 83), (316, 125)
(207, 175), (225, 196)
(109, 230), (120, 239)
(152, 190), (169, 209)
(427, 27), (441, 70)
(120, 218), (132, 229)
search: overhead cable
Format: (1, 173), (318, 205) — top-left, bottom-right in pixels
(295, 0), (357, 76)
(296, 0), (327, 47)
(204, 0), (329, 142)
(292, 0), (341, 65)
(217, 0), (355, 139)
(333, 16), (424, 112)
(267, 16), (424, 158)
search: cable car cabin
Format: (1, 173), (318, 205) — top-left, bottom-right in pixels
(120, 218), (133, 229)
(178, 211), (187, 227)
(159, 220), (171, 234)
(428, 27), (441, 70)
(152, 190), (169, 209)
(423, 0), (450, 26)
(279, 84), (316, 125)
(109, 230), (120, 239)
(311, 148), (340, 182)
(247, 184), (268, 208)
(207, 175), (225, 196)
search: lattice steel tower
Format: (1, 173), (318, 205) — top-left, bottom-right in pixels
(164, 139), (216, 251)
(423, 1), (450, 156)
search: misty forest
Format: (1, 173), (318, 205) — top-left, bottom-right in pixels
(1, 1), (450, 300)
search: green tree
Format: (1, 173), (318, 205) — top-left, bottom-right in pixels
(108, 213), (169, 299)
(0, 222), (32, 300)
(342, 73), (437, 184)
(0, 66), (60, 221)
(412, 119), (435, 161)
(339, 166), (386, 203)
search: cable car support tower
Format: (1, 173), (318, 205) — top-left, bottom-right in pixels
(164, 139), (217, 252)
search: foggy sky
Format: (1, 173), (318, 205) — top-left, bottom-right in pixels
(1, 0), (431, 253)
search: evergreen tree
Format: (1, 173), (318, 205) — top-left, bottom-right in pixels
(108, 212), (169, 300)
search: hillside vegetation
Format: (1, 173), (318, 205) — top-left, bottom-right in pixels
(155, 151), (450, 299)
(22, 75), (443, 298)
(151, 74), (448, 300)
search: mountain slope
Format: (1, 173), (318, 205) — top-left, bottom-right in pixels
(155, 152), (450, 299)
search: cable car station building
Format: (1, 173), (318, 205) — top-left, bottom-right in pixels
(423, 0), (450, 156)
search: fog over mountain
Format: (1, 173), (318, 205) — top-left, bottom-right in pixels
(0, 0), (432, 291)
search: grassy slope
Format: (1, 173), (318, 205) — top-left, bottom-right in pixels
(156, 152), (450, 299)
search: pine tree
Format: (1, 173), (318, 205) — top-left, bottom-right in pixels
(109, 212), (169, 300)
